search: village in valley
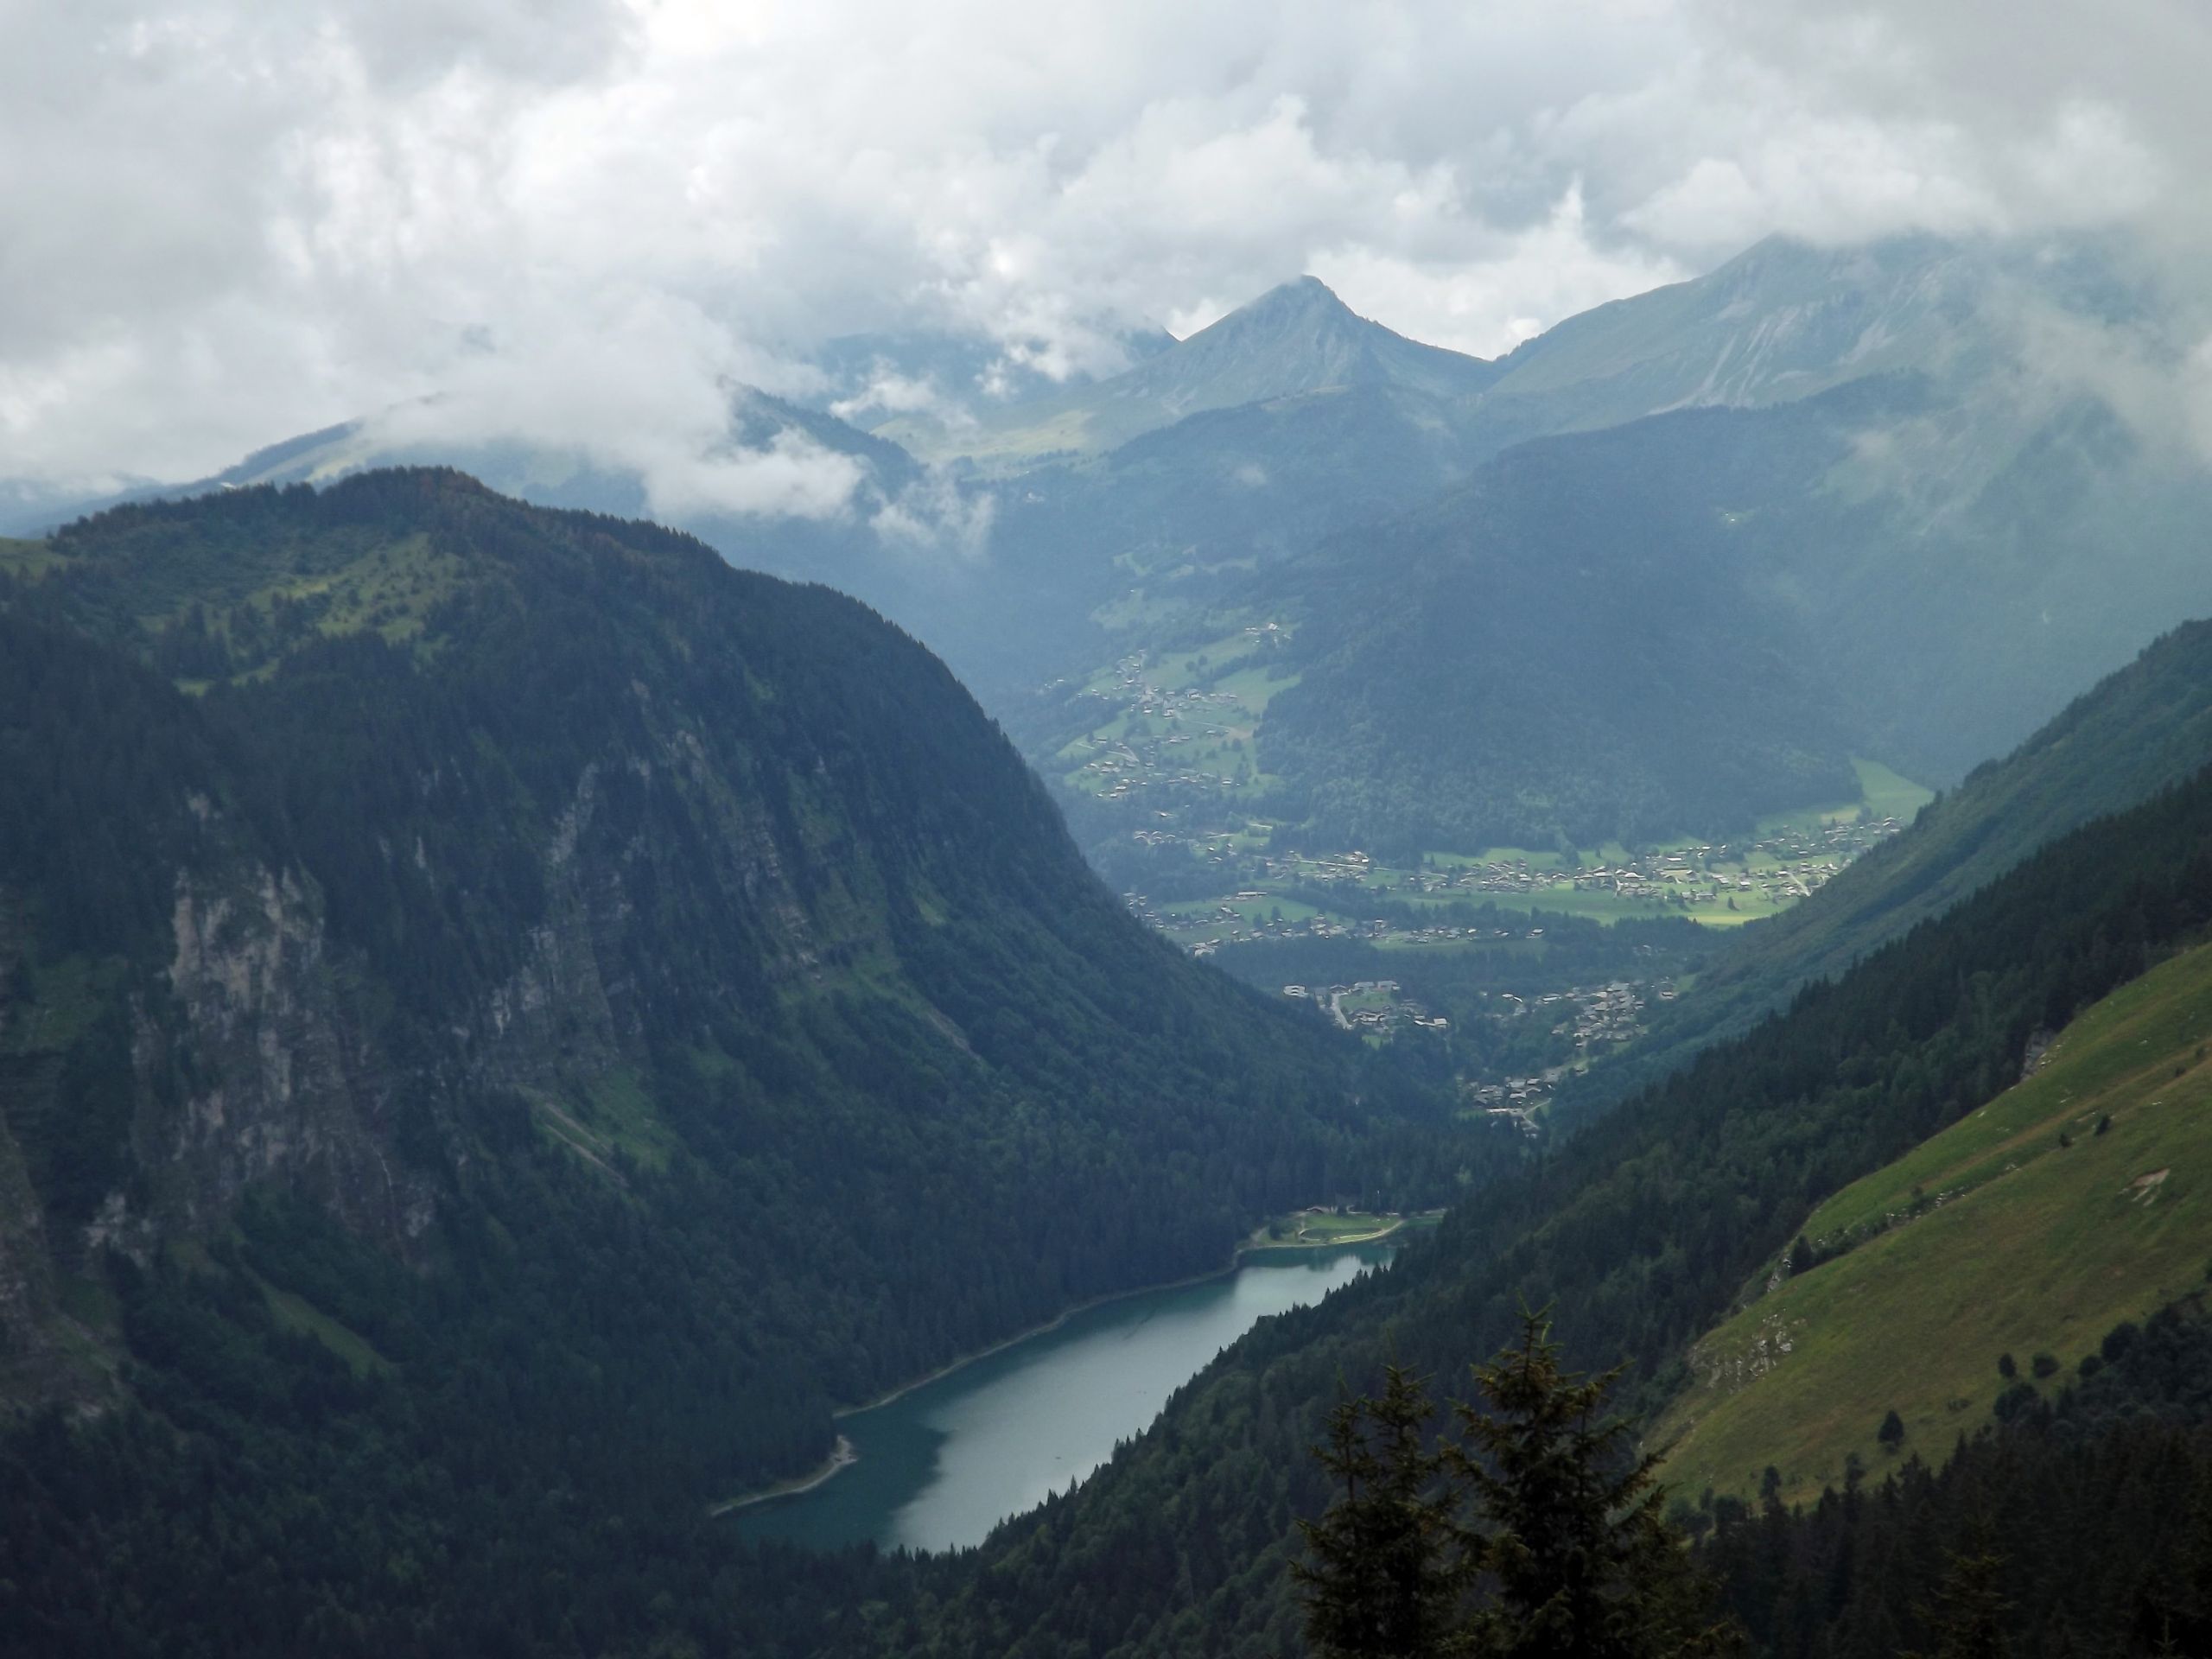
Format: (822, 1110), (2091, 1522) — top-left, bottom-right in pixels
(1459, 980), (1662, 1128)
(1124, 806), (1916, 959)
(1048, 627), (1930, 946)
(1038, 625), (1934, 1129)
(1052, 624), (1294, 816)
(1275, 975), (1665, 1130)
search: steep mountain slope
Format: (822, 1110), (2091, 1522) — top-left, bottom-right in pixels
(1250, 391), (1877, 851)
(1658, 938), (2212, 1503)
(1692, 1304), (2212, 1658)
(0, 472), (1471, 1489)
(869, 754), (2212, 1658)
(1454, 232), (2158, 457)
(880, 276), (1500, 466)
(1594, 618), (2212, 1101)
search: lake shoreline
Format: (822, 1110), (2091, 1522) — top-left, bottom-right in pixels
(709, 1435), (857, 1517)
(712, 1230), (1408, 1518)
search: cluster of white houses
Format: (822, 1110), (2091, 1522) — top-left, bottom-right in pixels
(1281, 980), (1451, 1035)
(1465, 979), (1668, 1123)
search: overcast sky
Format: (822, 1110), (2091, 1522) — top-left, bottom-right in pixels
(3, 0), (2205, 492)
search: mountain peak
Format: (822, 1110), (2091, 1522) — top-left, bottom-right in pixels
(1207, 275), (1357, 334)
(882, 274), (1496, 464)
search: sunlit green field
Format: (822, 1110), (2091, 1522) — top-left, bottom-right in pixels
(1655, 941), (2212, 1505)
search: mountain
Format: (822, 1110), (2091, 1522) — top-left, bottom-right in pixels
(1245, 389), (1878, 852)
(878, 276), (1502, 466)
(1026, 375), (1916, 888)
(35, 237), (2212, 898)
(1461, 232), (2154, 451)
(1656, 935), (2212, 1504)
(1262, 233), (2212, 791)
(0, 471), (1497, 1649)
(173, 389), (924, 509)
(1587, 616), (2212, 1103)
(843, 721), (2212, 1659)
(1036, 240), (2212, 900)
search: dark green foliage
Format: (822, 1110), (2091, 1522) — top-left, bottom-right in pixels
(1914, 1549), (2015, 1659)
(871, 756), (2212, 1656)
(2031, 1354), (2061, 1380)
(1878, 1409), (1907, 1448)
(1295, 1319), (1724, 1659)
(1694, 1303), (2212, 1659)
(1294, 1367), (1459, 1659)
(1446, 1312), (1722, 1659)
(0, 470), (1506, 1654)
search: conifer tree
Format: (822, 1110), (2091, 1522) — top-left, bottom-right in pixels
(1910, 1547), (2012, 1659)
(1297, 1313), (1730, 1658)
(1446, 1308), (1723, 1659)
(1294, 1365), (1460, 1659)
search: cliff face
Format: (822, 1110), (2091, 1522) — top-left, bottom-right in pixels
(0, 1077), (62, 1399)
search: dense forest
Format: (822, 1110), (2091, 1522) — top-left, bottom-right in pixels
(1251, 391), (1889, 855)
(849, 758), (2212, 1656)
(1695, 1300), (2212, 1657)
(9, 474), (2212, 1656)
(0, 472), (1510, 1656)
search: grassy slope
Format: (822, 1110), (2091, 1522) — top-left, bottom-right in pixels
(1656, 939), (2212, 1503)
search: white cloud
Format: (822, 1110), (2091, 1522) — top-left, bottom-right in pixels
(870, 470), (997, 563)
(830, 367), (974, 430)
(1311, 185), (1690, 359)
(1, 0), (2207, 492)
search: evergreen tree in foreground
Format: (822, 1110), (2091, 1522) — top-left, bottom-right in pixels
(1299, 1312), (1731, 1659)
(1909, 1547), (2012, 1659)
(1294, 1365), (1461, 1659)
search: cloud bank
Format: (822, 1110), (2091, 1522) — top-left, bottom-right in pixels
(2, 0), (2203, 499)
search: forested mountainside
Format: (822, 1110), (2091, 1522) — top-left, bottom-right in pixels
(0, 471), (1499, 1655)
(1030, 239), (2212, 891)
(1587, 617), (2212, 1109)
(851, 760), (2212, 1657)
(1248, 388), (1878, 852)
(1695, 1301), (2212, 1658)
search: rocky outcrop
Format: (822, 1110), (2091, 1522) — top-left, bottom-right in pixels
(147, 864), (433, 1255)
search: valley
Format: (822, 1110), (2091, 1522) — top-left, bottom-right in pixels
(1044, 625), (1931, 955)
(9, 222), (2212, 1659)
(876, 684), (2212, 1659)
(17, 4), (2212, 1652)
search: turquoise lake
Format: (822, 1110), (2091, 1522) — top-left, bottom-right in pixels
(734, 1243), (1395, 1554)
